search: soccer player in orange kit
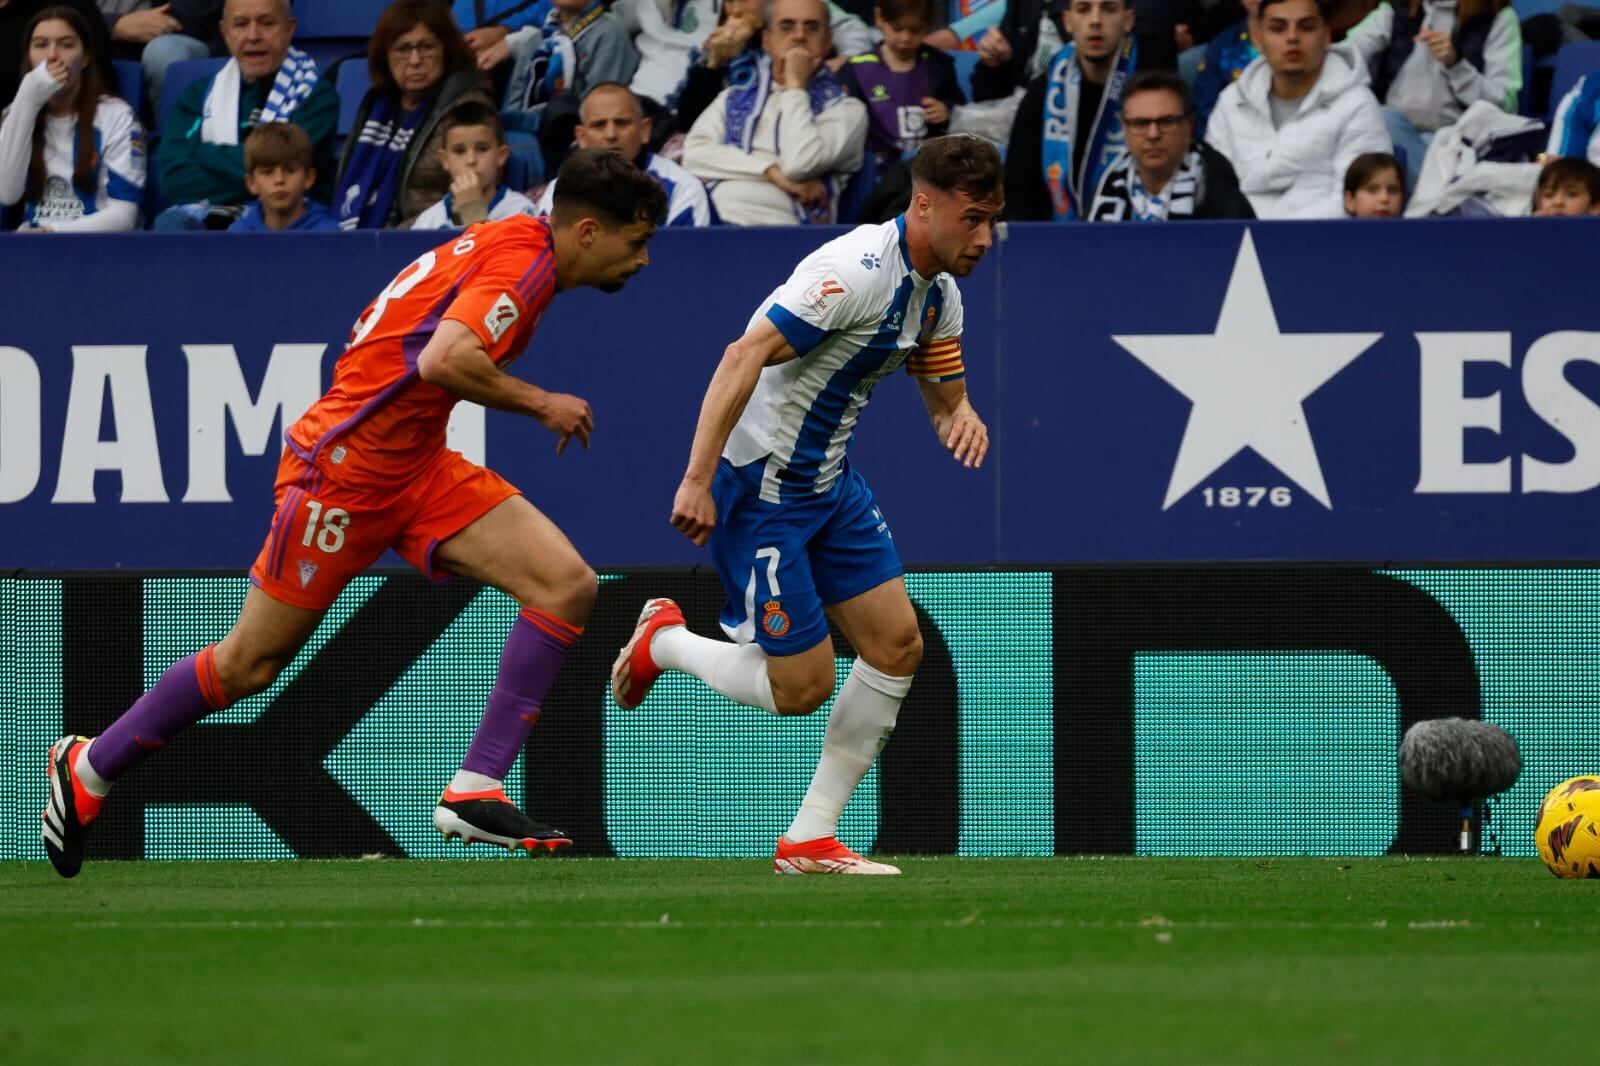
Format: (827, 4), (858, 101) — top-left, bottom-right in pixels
(41, 150), (668, 878)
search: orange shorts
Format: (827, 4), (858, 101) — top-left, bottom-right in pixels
(249, 448), (520, 611)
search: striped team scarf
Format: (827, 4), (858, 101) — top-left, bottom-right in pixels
(199, 46), (320, 146)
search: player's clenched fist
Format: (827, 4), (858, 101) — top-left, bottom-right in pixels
(670, 479), (717, 546)
(534, 391), (594, 454)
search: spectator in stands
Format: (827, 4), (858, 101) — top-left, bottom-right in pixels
(332, 0), (492, 229)
(229, 120), (338, 229)
(1549, 73), (1600, 168)
(1190, 0), (1258, 131)
(499, 0), (640, 171)
(1342, 150), (1403, 215)
(411, 101), (537, 227)
(454, 0), (554, 72)
(0, 5), (143, 230)
(1205, 0), (1388, 218)
(153, 0), (336, 229)
(1003, 0), (1138, 220)
(682, 0), (867, 225)
(1087, 69), (1253, 218)
(1, 0), (114, 110)
(100, 1), (223, 110)
(944, 0), (1067, 103)
(839, 0), (965, 170)
(534, 81), (710, 223)
(673, 0), (764, 132)
(1345, 0), (1521, 190)
(613, 0), (870, 109)
(1532, 155), (1600, 216)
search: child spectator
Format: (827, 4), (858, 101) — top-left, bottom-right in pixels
(838, 0), (964, 168)
(0, 6), (144, 231)
(412, 102), (538, 228)
(1532, 156), (1600, 217)
(229, 121), (339, 230)
(1342, 151), (1403, 216)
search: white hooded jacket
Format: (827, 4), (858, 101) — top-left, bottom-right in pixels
(1205, 42), (1392, 219)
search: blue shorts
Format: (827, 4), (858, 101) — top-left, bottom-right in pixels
(709, 459), (904, 655)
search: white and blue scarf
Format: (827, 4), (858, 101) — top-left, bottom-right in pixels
(200, 45), (319, 146)
(721, 53), (847, 223)
(1041, 38), (1135, 221)
(334, 93), (426, 230)
(506, 0), (606, 117)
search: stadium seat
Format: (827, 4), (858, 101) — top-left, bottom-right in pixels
(157, 57), (227, 134)
(336, 58), (372, 136)
(112, 59), (143, 116)
(946, 48), (980, 102)
(293, 0), (392, 39)
(1549, 41), (1600, 121)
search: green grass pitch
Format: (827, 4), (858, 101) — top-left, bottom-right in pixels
(0, 857), (1591, 1064)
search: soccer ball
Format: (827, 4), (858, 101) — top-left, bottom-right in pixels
(1535, 777), (1600, 879)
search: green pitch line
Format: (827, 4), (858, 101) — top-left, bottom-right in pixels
(0, 858), (1591, 1064)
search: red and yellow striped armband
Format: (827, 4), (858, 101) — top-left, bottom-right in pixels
(905, 336), (965, 382)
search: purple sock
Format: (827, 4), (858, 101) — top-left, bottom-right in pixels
(461, 608), (580, 780)
(88, 648), (229, 780)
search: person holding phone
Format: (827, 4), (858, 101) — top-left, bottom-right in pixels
(0, 5), (145, 230)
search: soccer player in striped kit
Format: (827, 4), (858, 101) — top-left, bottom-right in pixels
(42, 151), (666, 878)
(613, 135), (1001, 874)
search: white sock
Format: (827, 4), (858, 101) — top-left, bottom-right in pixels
(651, 627), (778, 714)
(448, 770), (502, 794)
(74, 739), (111, 798)
(786, 658), (912, 843)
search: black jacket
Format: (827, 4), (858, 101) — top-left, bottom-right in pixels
(971, 0), (1065, 101)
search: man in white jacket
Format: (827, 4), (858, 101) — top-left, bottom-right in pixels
(682, 0), (867, 226)
(1205, 0), (1391, 219)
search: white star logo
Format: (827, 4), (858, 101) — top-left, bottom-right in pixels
(1113, 232), (1381, 510)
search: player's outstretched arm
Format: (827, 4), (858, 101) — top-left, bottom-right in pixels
(917, 377), (989, 470)
(417, 320), (594, 454)
(671, 319), (797, 546)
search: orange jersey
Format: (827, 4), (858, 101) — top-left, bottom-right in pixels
(287, 215), (557, 491)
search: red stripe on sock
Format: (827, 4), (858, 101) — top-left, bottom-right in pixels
(519, 606), (583, 646)
(195, 645), (230, 710)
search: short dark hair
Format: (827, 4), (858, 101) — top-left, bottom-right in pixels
(875, 0), (934, 24)
(440, 101), (505, 145)
(244, 122), (314, 172)
(1256, 0), (1328, 20)
(550, 148), (669, 227)
(910, 135), (1004, 201)
(1537, 156), (1600, 200)
(1120, 70), (1193, 116)
(1344, 152), (1402, 195)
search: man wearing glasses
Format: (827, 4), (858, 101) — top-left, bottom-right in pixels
(1087, 70), (1254, 221)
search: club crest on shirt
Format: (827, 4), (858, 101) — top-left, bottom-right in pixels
(484, 293), (520, 342)
(298, 561), (319, 588)
(761, 600), (791, 637)
(804, 276), (851, 314)
(916, 304), (938, 346)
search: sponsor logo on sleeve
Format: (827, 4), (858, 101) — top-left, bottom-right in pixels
(803, 276), (852, 315)
(484, 293), (521, 342)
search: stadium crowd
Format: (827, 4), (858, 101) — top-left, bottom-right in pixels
(2, 0), (1599, 231)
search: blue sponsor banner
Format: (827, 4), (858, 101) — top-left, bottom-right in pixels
(1004, 220), (1600, 561)
(2, 220), (1598, 570)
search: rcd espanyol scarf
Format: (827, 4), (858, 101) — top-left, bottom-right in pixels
(1041, 37), (1135, 220)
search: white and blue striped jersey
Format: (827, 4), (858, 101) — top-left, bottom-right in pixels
(535, 150), (711, 226)
(724, 216), (967, 504)
(1549, 73), (1600, 167)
